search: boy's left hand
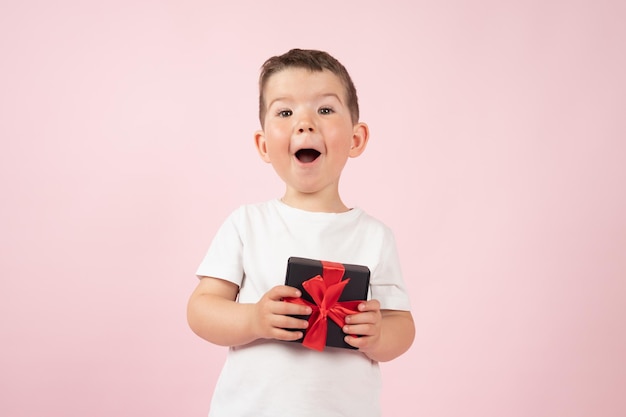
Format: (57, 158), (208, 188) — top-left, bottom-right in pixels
(342, 299), (382, 352)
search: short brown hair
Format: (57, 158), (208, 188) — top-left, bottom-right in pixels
(258, 49), (359, 127)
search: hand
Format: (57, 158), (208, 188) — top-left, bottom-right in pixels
(251, 285), (312, 342)
(342, 299), (382, 352)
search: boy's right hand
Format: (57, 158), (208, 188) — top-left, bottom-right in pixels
(251, 285), (312, 341)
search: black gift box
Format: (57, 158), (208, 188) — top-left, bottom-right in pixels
(284, 256), (370, 350)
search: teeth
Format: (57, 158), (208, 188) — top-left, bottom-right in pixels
(296, 149), (321, 163)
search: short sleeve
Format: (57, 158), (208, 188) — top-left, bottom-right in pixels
(368, 228), (412, 311)
(195, 209), (245, 287)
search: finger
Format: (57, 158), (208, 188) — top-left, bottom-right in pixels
(343, 323), (376, 337)
(268, 285), (303, 301)
(273, 301), (312, 316)
(271, 328), (305, 342)
(274, 301), (313, 316)
(344, 334), (369, 349)
(345, 311), (378, 325)
(357, 299), (381, 312)
(270, 314), (310, 330)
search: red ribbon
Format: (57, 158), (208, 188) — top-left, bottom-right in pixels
(285, 261), (361, 351)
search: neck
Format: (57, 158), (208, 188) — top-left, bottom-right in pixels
(280, 190), (349, 213)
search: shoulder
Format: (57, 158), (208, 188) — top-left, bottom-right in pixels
(220, 200), (284, 237)
(352, 208), (396, 241)
(226, 199), (281, 221)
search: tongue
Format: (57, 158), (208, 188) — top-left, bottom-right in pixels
(296, 149), (320, 163)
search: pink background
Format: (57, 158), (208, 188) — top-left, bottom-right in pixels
(1, 1), (625, 416)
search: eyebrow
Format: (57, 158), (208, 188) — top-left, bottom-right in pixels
(267, 93), (343, 109)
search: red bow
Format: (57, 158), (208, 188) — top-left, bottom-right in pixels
(285, 261), (361, 351)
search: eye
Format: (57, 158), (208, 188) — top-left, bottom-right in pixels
(318, 107), (334, 115)
(277, 109), (292, 117)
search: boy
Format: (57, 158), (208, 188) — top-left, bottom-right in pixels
(187, 49), (415, 417)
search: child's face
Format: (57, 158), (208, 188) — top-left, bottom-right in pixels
(255, 68), (368, 203)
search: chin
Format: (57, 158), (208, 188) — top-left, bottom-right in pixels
(288, 184), (324, 195)
(294, 188), (320, 195)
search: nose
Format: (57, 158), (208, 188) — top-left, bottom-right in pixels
(296, 113), (315, 134)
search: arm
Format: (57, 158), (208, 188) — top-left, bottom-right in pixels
(343, 300), (415, 362)
(187, 276), (313, 347)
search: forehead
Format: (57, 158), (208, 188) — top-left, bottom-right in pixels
(263, 68), (347, 103)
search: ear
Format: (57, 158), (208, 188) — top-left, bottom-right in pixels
(254, 130), (271, 163)
(349, 122), (369, 158)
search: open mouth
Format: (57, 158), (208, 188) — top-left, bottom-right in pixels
(295, 149), (321, 163)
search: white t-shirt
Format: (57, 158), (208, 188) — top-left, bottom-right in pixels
(196, 199), (411, 417)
